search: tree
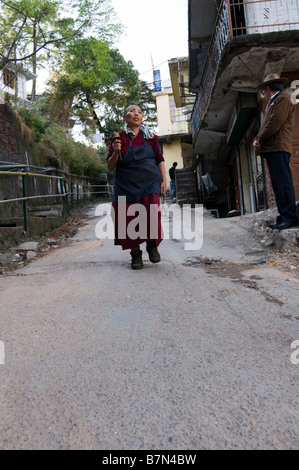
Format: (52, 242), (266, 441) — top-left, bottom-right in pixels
(0, 0), (121, 98)
(53, 38), (156, 139)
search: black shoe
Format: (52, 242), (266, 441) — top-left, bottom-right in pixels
(276, 215), (282, 225)
(268, 216), (282, 229)
(130, 249), (143, 270)
(270, 221), (298, 230)
(146, 241), (161, 263)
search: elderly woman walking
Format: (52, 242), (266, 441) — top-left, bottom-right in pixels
(107, 105), (166, 269)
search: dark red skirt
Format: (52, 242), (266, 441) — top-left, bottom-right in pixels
(112, 193), (163, 250)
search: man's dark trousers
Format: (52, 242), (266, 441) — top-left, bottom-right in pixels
(263, 151), (298, 224)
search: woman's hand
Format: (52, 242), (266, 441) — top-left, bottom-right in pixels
(112, 138), (121, 153)
(158, 162), (167, 197)
(107, 136), (122, 171)
(160, 180), (167, 197)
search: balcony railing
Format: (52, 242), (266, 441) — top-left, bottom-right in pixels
(191, 0), (230, 138)
(229, 0), (299, 36)
(191, 0), (299, 139)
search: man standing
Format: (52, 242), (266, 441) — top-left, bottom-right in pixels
(253, 73), (298, 230)
(169, 162), (178, 200)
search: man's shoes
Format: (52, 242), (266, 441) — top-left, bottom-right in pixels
(146, 241), (161, 263)
(268, 216), (282, 229)
(130, 249), (143, 270)
(269, 221), (298, 230)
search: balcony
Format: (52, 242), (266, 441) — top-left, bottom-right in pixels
(191, 0), (299, 141)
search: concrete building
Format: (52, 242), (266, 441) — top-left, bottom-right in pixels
(0, 65), (36, 104)
(153, 78), (186, 188)
(153, 59), (197, 206)
(189, 0), (299, 217)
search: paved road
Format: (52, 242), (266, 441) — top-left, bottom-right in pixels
(0, 205), (298, 449)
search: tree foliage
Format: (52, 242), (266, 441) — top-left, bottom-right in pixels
(52, 38), (156, 138)
(16, 100), (104, 176)
(1, 0), (157, 156)
(0, 0), (121, 97)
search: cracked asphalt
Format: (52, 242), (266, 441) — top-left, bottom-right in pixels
(0, 204), (298, 449)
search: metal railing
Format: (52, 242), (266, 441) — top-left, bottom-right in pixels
(191, 0), (231, 138)
(191, 0), (299, 139)
(0, 162), (113, 232)
(228, 0), (299, 36)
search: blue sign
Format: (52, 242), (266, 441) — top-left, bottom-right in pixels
(153, 69), (162, 92)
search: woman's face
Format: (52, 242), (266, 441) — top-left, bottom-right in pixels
(124, 105), (143, 127)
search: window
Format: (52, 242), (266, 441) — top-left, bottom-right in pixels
(3, 69), (16, 89)
(169, 94), (186, 122)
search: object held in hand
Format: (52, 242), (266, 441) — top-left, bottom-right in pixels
(111, 132), (121, 141)
(111, 132), (122, 160)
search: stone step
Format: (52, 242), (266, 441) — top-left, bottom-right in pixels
(28, 207), (64, 218)
(176, 167), (195, 174)
(0, 226), (24, 247)
(28, 204), (64, 212)
(176, 185), (197, 192)
(176, 177), (196, 184)
(177, 188), (197, 197)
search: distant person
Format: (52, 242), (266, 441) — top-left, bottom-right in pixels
(253, 73), (298, 230)
(107, 105), (166, 270)
(169, 162), (178, 199)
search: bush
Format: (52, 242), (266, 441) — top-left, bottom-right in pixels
(14, 101), (105, 178)
(17, 107), (46, 142)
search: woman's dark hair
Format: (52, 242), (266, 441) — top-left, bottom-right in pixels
(268, 82), (284, 92)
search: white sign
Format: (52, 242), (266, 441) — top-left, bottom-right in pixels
(0, 341), (4, 365)
(290, 80), (299, 105)
(291, 340), (299, 365)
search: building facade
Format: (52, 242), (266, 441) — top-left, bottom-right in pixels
(0, 65), (35, 104)
(153, 74), (194, 189)
(189, 0), (299, 217)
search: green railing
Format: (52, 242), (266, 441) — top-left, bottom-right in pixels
(0, 162), (113, 233)
(0, 169), (66, 232)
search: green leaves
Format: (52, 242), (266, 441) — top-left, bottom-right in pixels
(0, 0), (121, 82)
(52, 37), (156, 138)
(1, 0), (156, 148)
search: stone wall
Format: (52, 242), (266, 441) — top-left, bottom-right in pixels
(0, 104), (104, 244)
(0, 104), (25, 163)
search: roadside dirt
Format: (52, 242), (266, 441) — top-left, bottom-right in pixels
(182, 254), (299, 283)
(0, 205), (92, 274)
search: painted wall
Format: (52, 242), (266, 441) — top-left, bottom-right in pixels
(239, 143), (251, 213)
(245, 0), (299, 33)
(155, 92), (188, 136)
(0, 70), (30, 102)
(161, 139), (184, 188)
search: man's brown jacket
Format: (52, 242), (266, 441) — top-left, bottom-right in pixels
(256, 91), (295, 154)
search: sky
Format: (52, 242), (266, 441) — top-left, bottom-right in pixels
(35, 0), (189, 142)
(110, 0), (189, 85)
(35, 0), (189, 91)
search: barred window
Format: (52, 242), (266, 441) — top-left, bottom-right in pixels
(169, 94), (186, 122)
(3, 69), (16, 89)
